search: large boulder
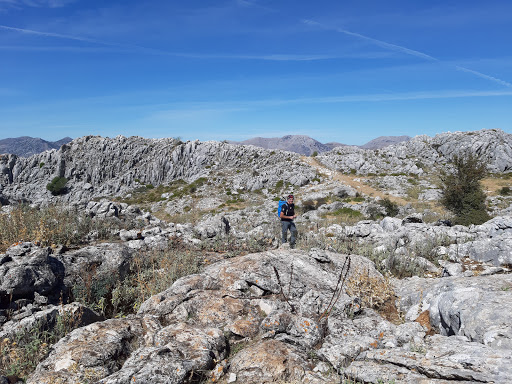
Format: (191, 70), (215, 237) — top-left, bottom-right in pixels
(0, 243), (64, 304)
(27, 249), (512, 383)
(395, 273), (512, 349)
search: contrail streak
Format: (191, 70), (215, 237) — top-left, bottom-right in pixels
(0, 24), (352, 61)
(303, 19), (437, 62)
(0, 24), (116, 46)
(456, 66), (512, 88)
(303, 19), (512, 88)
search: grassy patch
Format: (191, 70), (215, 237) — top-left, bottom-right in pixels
(0, 311), (80, 380)
(0, 205), (138, 252)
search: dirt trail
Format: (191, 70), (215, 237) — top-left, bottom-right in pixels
(302, 156), (410, 205)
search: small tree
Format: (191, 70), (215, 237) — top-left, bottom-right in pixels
(46, 176), (68, 196)
(378, 197), (399, 217)
(440, 152), (490, 225)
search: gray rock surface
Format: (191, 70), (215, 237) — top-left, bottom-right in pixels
(0, 136), (317, 205)
(26, 249), (512, 383)
(0, 243), (62, 301)
(0, 302), (103, 341)
(395, 273), (512, 349)
(319, 128), (512, 175)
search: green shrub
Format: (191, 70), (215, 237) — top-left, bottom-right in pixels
(331, 207), (362, 218)
(0, 312), (79, 379)
(440, 152), (490, 225)
(300, 198), (327, 213)
(46, 176), (68, 195)
(498, 186), (511, 196)
(311, 151), (318, 157)
(379, 198), (399, 217)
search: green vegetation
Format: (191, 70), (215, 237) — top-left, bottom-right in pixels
(0, 311), (80, 380)
(119, 178), (208, 205)
(498, 186), (511, 196)
(330, 207), (362, 218)
(46, 176), (68, 195)
(73, 244), (201, 317)
(379, 198), (399, 217)
(300, 197), (327, 213)
(440, 152), (490, 225)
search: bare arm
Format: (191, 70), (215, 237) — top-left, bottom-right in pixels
(280, 211), (297, 220)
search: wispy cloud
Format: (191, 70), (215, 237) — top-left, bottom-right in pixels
(0, 24), (392, 61)
(302, 19), (512, 89)
(145, 89), (512, 113)
(0, 0), (75, 10)
(303, 19), (437, 62)
(455, 66), (512, 88)
(0, 24), (122, 46)
(0, 44), (134, 53)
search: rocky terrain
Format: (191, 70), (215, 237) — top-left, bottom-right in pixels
(1, 128), (512, 383)
(0, 137), (72, 158)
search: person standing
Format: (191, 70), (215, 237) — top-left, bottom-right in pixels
(280, 194), (298, 248)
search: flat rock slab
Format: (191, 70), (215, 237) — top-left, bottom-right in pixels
(345, 334), (512, 384)
(395, 273), (512, 349)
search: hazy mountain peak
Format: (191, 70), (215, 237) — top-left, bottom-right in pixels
(0, 136), (73, 157)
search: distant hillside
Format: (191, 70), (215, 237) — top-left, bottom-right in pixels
(229, 135), (332, 156)
(230, 135), (411, 155)
(360, 135), (411, 150)
(0, 136), (73, 157)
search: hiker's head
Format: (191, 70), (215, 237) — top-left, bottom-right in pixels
(287, 194), (294, 203)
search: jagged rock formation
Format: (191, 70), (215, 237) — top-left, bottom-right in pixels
(0, 136), (72, 157)
(0, 136), (316, 205)
(319, 129), (512, 174)
(2, 128), (512, 383)
(20, 248), (512, 383)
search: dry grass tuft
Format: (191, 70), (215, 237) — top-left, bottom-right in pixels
(0, 309), (81, 379)
(0, 204), (140, 252)
(345, 267), (395, 311)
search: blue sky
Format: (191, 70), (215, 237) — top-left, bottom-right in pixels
(1, 0), (511, 145)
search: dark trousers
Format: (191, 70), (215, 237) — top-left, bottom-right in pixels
(281, 221), (297, 246)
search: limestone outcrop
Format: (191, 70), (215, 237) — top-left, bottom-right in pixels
(23, 249), (512, 383)
(318, 128), (512, 174)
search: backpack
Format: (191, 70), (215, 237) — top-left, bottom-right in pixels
(277, 200), (287, 218)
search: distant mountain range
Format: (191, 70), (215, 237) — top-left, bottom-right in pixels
(359, 135), (412, 150)
(230, 135), (411, 155)
(0, 136), (73, 157)
(0, 134), (410, 157)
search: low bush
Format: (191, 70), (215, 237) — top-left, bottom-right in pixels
(330, 207), (362, 218)
(46, 176), (68, 195)
(78, 244), (202, 317)
(0, 311), (79, 380)
(379, 198), (399, 217)
(498, 186), (511, 196)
